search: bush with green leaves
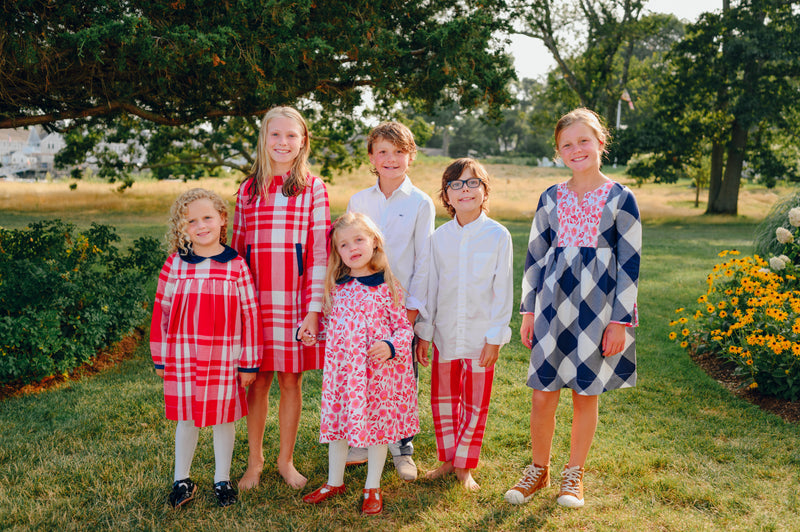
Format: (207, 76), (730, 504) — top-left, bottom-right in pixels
(754, 190), (800, 258)
(0, 220), (162, 384)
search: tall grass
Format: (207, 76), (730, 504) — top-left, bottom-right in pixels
(1, 206), (799, 530)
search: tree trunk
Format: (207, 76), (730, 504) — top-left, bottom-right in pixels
(706, 140), (725, 212)
(441, 126), (450, 158)
(707, 120), (747, 215)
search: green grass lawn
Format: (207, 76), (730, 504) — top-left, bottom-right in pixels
(1, 210), (799, 531)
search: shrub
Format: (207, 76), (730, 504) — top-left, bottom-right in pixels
(0, 220), (161, 384)
(669, 206), (800, 401)
(754, 190), (800, 258)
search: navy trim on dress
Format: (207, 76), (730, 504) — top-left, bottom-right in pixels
(335, 271), (385, 286)
(179, 245), (238, 264)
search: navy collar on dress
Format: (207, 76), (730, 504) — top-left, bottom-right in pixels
(336, 271), (385, 286)
(179, 245), (238, 264)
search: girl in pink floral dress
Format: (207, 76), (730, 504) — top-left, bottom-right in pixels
(302, 212), (418, 516)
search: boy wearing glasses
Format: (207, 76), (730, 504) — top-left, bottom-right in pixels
(345, 121), (435, 481)
(414, 158), (513, 492)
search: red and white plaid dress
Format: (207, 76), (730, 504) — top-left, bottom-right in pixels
(232, 173), (330, 373)
(150, 247), (262, 427)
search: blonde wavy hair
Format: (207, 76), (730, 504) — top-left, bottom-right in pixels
(439, 157), (491, 219)
(323, 212), (403, 313)
(167, 188), (228, 254)
(367, 121), (417, 178)
(246, 106), (311, 201)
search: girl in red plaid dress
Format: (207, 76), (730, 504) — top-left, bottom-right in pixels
(232, 107), (331, 490)
(302, 213), (418, 515)
(151, 188), (262, 508)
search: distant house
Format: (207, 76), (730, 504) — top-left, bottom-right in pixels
(0, 127), (69, 179)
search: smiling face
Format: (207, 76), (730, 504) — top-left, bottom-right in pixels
(368, 138), (412, 189)
(184, 198), (225, 256)
(556, 121), (604, 175)
(445, 167), (486, 226)
(334, 225), (376, 277)
(266, 116), (306, 174)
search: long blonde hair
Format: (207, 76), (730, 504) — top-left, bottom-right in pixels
(167, 188), (228, 254)
(246, 106), (311, 200)
(323, 212), (403, 313)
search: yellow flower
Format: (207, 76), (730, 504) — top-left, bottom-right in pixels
(719, 311), (727, 318)
(707, 305), (715, 314)
(675, 308), (684, 313)
(680, 341), (688, 348)
(748, 382), (758, 389)
(746, 359), (754, 365)
(682, 329), (690, 336)
(717, 301), (726, 309)
(669, 332), (677, 340)
(697, 295), (708, 304)
(679, 317), (688, 324)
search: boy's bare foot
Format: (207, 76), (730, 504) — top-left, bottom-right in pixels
(278, 461), (308, 489)
(456, 468), (480, 492)
(238, 460), (264, 491)
(425, 461), (455, 480)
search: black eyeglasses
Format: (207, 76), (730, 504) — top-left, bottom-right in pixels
(447, 178), (483, 190)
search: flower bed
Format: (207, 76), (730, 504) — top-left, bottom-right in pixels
(670, 208), (800, 402)
(0, 220), (162, 384)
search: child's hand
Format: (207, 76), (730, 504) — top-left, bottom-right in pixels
(239, 371), (256, 387)
(479, 343), (500, 368)
(298, 312), (319, 346)
(367, 341), (392, 364)
(406, 308), (419, 326)
(155, 368), (165, 378)
(520, 313), (535, 349)
(601, 323), (626, 357)
(416, 338), (430, 367)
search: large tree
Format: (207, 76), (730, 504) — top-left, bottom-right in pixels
(639, 0), (800, 214)
(1, 0), (514, 179)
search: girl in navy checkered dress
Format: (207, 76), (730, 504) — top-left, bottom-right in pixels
(232, 107), (331, 491)
(151, 188), (262, 508)
(505, 108), (641, 508)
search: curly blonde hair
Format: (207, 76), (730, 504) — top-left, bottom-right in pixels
(323, 212), (403, 313)
(167, 188), (229, 254)
(439, 157), (491, 219)
(246, 106), (311, 201)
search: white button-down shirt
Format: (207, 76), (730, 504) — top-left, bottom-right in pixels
(415, 213), (513, 360)
(347, 176), (435, 317)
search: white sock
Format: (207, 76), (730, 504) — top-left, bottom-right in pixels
(327, 439), (348, 487)
(365, 444), (388, 490)
(174, 420), (200, 481)
(213, 422), (235, 484)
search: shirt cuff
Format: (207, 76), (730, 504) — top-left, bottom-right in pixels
(414, 322), (434, 342)
(485, 325), (512, 346)
(381, 340), (396, 360)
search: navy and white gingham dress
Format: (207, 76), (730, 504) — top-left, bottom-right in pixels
(521, 181), (641, 395)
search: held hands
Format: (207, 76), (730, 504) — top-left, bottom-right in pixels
(298, 311), (320, 346)
(479, 343), (500, 368)
(416, 338), (430, 367)
(367, 341), (392, 364)
(239, 371), (256, 387)
(520, 313), (535, 349)
(601, 323), (626, 357)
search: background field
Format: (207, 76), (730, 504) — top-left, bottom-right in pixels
(0, 164), (798, 531)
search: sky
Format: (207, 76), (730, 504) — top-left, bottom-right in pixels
(508, 0), (726, 80)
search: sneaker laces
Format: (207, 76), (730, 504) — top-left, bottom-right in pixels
(560, 465), (583, 497)
(516, 464), (546, 490)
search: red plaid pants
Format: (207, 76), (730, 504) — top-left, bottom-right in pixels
(430, 346), (495, 469)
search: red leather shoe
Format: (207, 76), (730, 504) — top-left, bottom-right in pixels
(361, 488), (383, 515)
(302, 483), (346, 504)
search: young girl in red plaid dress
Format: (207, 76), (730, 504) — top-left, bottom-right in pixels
(151, 188), (262, 508)
(232, 107), (331, 490)
(302, 212), (418, 515)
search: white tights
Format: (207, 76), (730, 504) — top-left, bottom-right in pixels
(173, 420), (235, 483)
(327, 440), (388, 489)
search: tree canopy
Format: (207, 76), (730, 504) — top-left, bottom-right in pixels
(1, 0), (514, 175)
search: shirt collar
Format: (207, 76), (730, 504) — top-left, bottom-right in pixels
(455, 212), (488, 232)
(179, 245), (238, 264)
(336, 271), (385, 286)
(370, 176), (412, 198)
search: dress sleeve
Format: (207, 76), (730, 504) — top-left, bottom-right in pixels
(484, 227), (514, 346)
(405, 195), (435, 318)
(236, 259), (263, 372)
(149, 257), (175, 370)
(231, 181), (248, 257)
(520, 189), (555, 314)
(304, 177), (331, 314)
(384, 282), (415, 361)
(611, 187), (641, 326)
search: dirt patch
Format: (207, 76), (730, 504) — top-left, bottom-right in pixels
(0, 329), (144, 400)
(690, 349), (800, 423)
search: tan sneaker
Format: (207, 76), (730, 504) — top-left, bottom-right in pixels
(556, 465), (585, 508)
(504, 463), (550, 504)
(393, 454), (418, 481)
